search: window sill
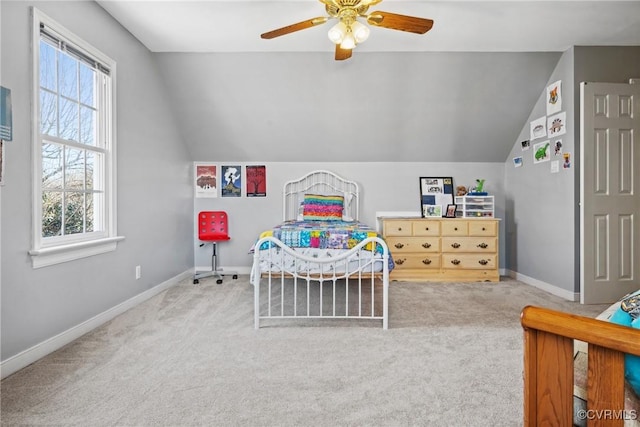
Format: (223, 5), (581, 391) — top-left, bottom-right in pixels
(29, 236), (125, 268)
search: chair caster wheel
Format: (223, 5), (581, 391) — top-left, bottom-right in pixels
(216, 279), (223, 284)
(233, 275), (238, 280)
(193, 279), (199, 285)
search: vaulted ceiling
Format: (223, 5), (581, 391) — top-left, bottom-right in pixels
(96, 1), (640, 162)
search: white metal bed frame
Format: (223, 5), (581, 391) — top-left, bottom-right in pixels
(251, 170), (390, 329)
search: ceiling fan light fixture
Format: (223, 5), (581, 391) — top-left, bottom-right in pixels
(261, 0), (434, 61)
(328, 21), (347, 44)
(340, 31), (356, 49)
(351, 20), (370, 43)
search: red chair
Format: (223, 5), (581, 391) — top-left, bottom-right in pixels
(193, 211), (237, 285)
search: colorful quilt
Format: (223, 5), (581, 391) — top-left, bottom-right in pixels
(256, 220), (388, 256)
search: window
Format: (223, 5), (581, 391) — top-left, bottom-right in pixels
(30, 9), (122, 268)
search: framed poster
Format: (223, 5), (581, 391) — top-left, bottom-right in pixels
(419, 177), (454, 218)
(246, 165), (266, 197)
(221, 165), (241, 197)
(0, 86), (12, 141)
(194, 163), (217, 198)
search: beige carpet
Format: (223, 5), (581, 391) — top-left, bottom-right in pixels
(1, 276), (609, 426)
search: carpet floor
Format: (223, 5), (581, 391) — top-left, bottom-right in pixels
(1, 276), (609, 426)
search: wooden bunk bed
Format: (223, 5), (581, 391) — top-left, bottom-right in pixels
(521, 306), (640, 426)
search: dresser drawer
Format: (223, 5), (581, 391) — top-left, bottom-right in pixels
(442, 254), (497, 270)
(412, 220), (440, 236)
(384, 220), (413, 236)
(441, 221), (468, 236)
(386, 237), (440, 253)
(469, 221), (497, 236)
(441, 237), (497, 253)
(391, 254), (441, 270)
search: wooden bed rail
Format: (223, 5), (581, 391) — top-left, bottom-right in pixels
(521, 305), (640, 427)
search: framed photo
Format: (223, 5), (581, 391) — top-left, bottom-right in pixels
(194, 163), (217, 198)
(445, 204), (457, 218)
(419, 177), (454, 218)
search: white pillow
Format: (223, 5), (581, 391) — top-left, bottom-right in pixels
(342, 192), (354, 222)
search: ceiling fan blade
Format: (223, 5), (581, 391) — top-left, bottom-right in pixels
(261, 17), (329, 39)
(367, 11), (434, 34)
(335, 45), (352, 61)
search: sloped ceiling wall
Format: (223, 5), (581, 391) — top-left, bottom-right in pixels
(154, 51), (561, 162)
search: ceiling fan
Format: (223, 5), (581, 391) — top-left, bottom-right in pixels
(260, 0), (434, 61)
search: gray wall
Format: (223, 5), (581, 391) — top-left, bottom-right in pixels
(154, 51), (561, 163)
(193, 162), (506, 272)
(503, 46), (640, 297)
(0, 1), (193, 361)
(503, 48), (576, 296)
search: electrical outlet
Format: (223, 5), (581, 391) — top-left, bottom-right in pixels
(135, 265), (141, 280)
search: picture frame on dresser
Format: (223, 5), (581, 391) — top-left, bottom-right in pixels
(419, 177), (454, 218)
(444, 204), (457, 218)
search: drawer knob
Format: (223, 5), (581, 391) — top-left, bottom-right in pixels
(422, 242), (431, 249)
(482, 227), (486, 231)
(451, 259), (461, 265)
(425, 227), (429, 231)
(422, 258), (432, 265)
(479, 259), (489, 266)
(397, 227), (402, 231)
(451, 242), (461, 249)
(477, 243), (488, 249)
(395, 258), (406, 265)
(454, 227), (458, 231)
(394, 243), (405, 249)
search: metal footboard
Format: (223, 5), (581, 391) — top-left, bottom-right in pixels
(251, 236), (390, 329)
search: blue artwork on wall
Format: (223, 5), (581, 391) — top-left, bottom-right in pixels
(222, 165), (241, 197)
(0, 86), (12, 141)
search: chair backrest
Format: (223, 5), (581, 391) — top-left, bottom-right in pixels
(198, 211), (230, 241)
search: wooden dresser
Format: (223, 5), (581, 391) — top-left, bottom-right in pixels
(381, 217), (500, 282)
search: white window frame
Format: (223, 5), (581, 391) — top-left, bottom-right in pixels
(30, 8), (123, 268)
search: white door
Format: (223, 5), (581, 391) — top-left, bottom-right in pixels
(581, 82), (640, 304)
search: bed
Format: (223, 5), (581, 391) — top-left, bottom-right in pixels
(250, 170), (393, 329)
(520, 304), (640, 426)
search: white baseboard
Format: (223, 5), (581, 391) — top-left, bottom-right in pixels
(0, 269), (192, 380)
(506, 269), (579, 301)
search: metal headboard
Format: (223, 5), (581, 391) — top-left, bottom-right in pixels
(283, 170), (360, 222)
